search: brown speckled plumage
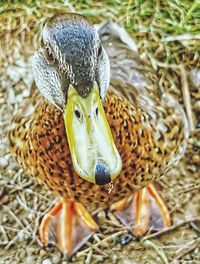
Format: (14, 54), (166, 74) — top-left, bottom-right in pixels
(9, 89), (188, 211)
(9, 19), (189, 212)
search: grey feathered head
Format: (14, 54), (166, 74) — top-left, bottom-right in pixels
(32, 13), (110, 112)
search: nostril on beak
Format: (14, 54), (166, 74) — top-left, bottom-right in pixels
(95, 163), (111, 185)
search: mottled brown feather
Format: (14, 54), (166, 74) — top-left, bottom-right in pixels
(9, 85), (188, 211)
(9, 20), (189, 212)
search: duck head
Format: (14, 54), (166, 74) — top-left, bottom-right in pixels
(32, 13), (122, 185)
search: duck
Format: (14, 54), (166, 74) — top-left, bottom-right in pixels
(9, 13), (189, 255)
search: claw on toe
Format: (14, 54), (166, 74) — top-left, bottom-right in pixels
(110, 184), (171, 237)
(39, 198), (98, 255)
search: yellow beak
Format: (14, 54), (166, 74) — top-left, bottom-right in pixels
(64, 84), (122, 185)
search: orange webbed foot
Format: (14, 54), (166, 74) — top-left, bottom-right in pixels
(110, 184), (170, 237)
(39, 198), (98, 255)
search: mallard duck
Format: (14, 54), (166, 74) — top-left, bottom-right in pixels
(9, 13), (189, 255)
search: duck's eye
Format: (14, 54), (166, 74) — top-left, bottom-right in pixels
(41, 42), (55, 64)
(98, 46), (102, 57)
(47, 49), (54, 60)
(75, 109), (81, 119)
(45, 48), (55, 63)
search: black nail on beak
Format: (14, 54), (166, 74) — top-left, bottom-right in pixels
(95, 163), (111, 185)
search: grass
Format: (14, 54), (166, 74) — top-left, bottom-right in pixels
(0, 0), (199, 70)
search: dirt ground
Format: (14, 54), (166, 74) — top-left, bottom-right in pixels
(0, 1), (200, 264)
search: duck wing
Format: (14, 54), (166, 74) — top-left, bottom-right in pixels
(98, 20), (190, 165)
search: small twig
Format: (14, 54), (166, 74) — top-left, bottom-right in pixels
(175, 237), (200, 254)
(103, 219), (122, 228)
(22, 218), (34, 233)
(143, 216), (200, 240)
(174, 244), (197, 260)
(85, 248), (93, 264)
(3, 226), (24, 233)
(174, 237), (200, 260)
(32, 214), (41, 239)
(93, 234), (101, 243)
(107, 211), (121, 226)
(146, 51), (181, 69)
(86, 240), (109, 257)
(4, 230), (27, 250)
(162, 34), (200, 42)
(190, 222), (200, 234)
(77, 230), (127, 257)
(160, 245), (183, 249)
(177, 184), (200, 194)
(144, 240), (169, 264)
(0, 225), (8, 241)
(0, 180), (50, 201)
(0, 241), (8, 246)
(180, 65), (195, 131)
(16, 194), (38, 213)
(91, 207), (104, 216)
(0, 203), (31, 234)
